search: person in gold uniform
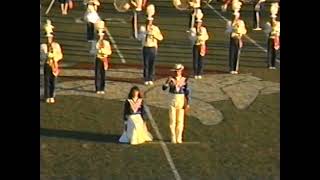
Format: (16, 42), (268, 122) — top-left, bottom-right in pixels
(189, 9), (209, 79)
(40, 30), (63, 104)
(226, 11), (247, 74)
(94, 30), (112, 94)
(139, 11), (163, 85)
(119, 86), (153, 145)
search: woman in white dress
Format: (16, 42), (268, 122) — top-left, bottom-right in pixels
(119, 86), (153, 145)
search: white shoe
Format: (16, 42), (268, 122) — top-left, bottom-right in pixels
(194, 76), (198, 79)
(234, 71), (238, 74)
(177, 140), (182, 144)
(230, 71), (235, 74)
(253, 27), (262, 31)
(171, 139), (177, 144)
(198, 75), (202, 79)
(149, 81), (154, 85)
(46, 98), (50, 103)
(269, 67), (276, 70)
(100, 91), (105, 94)
(50, 98), (55, 103)
(144, 81), (149, 85)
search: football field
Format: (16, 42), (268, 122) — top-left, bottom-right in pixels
(40, 0), (280, 179)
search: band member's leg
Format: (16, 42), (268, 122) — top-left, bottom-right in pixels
(142, 47), (149, 82)
(176, 108), (185, 143)
(44, 64), (50, 99)
(271, 40), (276, 68)
(253, 5), (257, 28)
(63, 2), (69, 14)
(148, 48), (156, 81)
(229, 37), (236, 72)
(193, 45), (198, 76)
(60, 3), (64, 14)
(169, 106), (177, 143)
(101, 62), (106, 91)
(267, 38), (272, 67)
(233, 39), (240, 72)
(198, 46), (204, 76)
(189, 9), (194, 29)
(87, 22), (94, 41)
(95, 58), (102, 91)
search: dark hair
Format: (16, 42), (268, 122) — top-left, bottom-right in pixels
(128, 86), (142, 99)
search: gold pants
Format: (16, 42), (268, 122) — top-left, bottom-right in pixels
(169, 94), (185, 143)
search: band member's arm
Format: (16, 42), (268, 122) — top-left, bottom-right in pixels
(225, 21), (233, 34)
(53, 43), (63, 62)
(138, 26), (147, 41)
(162, 77), (173, 90)
(189, 28), (197, 42)
(40, 44), (48, 61)
(264, 22), (272, 35)
(153, 27), (163, 41)
(184, 78), (191, 105)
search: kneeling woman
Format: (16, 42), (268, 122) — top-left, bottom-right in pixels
(119, 86), (153, 145)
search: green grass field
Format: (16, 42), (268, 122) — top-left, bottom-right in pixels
(40, 0), (280, 179)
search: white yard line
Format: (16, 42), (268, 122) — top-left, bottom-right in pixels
(105, 27), (127, 63)
(144, 105), (182, 180)
(45, 0), (56, 15)
(205, 3), (280, 64)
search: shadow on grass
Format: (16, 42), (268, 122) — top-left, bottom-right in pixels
(40, 128), (121, 144)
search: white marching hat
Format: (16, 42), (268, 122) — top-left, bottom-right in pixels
(171, 64), (184, 71)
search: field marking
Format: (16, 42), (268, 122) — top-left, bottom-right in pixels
(205, 2), (280, 64)
(104, 18), (127, 24)
(105, 27), (127, 63)
(45, 0), (56, 15)
(144, 105), (182, 180)
(147, 141), (200, 144)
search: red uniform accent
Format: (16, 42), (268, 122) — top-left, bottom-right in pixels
(274, 36), (280, 50)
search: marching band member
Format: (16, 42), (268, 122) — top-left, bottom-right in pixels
(226, 9), (247, 74)
(264, 2), (280, 69)
(189, 10), (209, 79)
(93, 30), (112, 94)
(162, 64), (191, 144)
(40, 25), (63, 104)
(119, 86), (153, 145)
(84, 2), (101, 42)
(253, 0), (266, 30)
(189, 0), (202, 29)
(139, 5), (163, 85)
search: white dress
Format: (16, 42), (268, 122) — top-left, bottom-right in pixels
(119, 99), (153, 145)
